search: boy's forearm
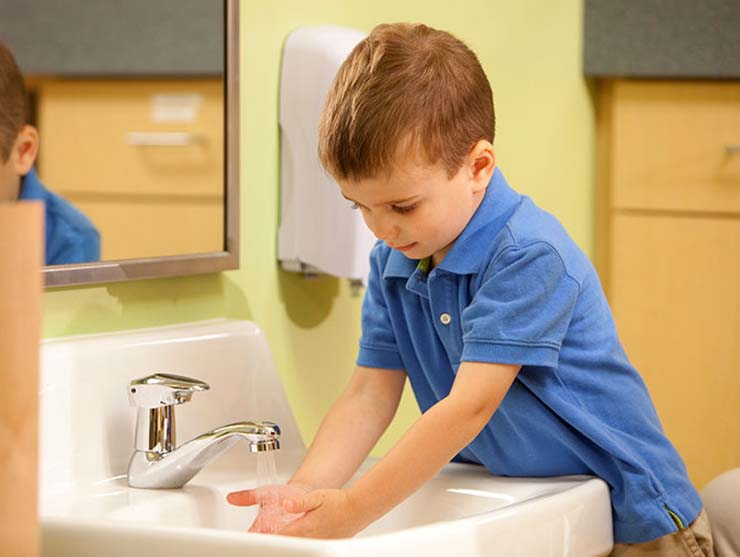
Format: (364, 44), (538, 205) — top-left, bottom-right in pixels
(290, 367), (405, 490)
(346, 362), (519, 529)
(289, 394), (383, 490)
(344, 394), (489, 525)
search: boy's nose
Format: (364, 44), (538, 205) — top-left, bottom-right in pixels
(369, 218), (399, 243)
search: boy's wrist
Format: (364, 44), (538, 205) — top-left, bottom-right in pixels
(345, 484), (379, 530)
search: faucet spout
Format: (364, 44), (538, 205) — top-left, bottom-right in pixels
(127, 421), (281, 489)
(203, 421), (281, 453)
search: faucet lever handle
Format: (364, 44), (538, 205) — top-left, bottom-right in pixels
(128, 373), (210, 408)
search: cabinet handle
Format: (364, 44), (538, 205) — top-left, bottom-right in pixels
(126, 132), (206, 146)
(726, 145), (740, 155)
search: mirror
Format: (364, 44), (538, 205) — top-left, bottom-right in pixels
(0, 0), (239, 287)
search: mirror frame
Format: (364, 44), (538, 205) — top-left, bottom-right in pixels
(44, 0), (239, 288)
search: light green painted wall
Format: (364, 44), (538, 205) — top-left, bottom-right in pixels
(42, 0), (594, 456)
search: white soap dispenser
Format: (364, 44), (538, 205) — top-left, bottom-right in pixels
(277, 26), (376, 284)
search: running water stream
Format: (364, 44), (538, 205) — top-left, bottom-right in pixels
(255, 451), (280, 533)
(253, 451), (306, 534)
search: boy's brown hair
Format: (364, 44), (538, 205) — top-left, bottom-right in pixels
(0, 41), (29, 162)
(318, 23), (494, 182)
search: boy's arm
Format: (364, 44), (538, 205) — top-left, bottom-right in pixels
(288, 365), (406, 490)
(280, 361), (520, 538)
(288, 364), (407, 490)
(227, 365), (405, 510)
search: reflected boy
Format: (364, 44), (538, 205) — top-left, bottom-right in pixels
(0, 40), (99, 265)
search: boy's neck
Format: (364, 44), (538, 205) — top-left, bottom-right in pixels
(428, 197), (482, 269)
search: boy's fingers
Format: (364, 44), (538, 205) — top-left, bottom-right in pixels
(248, 516), (263, 532)
(249, 513), (271, 533)
(226, 489), (258, 506)
(283, 491), (322, 514)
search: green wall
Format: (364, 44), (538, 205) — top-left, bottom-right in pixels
(43, 0), (594, 456)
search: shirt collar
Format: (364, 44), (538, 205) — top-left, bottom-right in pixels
(18, 168), (45, 201)
(383, 247), (419, 279)
(382, 167), (521, 279)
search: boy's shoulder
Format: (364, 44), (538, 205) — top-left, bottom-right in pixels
(486, 196), (593, 285)
(21, 169), (100, 264)
(44, 187), (99, 238)
(22, 169), (98, 237)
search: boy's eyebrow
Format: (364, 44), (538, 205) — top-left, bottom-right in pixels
(340, 193), (419, 205)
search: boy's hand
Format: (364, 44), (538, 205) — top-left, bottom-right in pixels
(277, 488), (366, 539)
(227, 483), (309, 534)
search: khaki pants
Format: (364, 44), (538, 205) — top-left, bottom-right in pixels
(611, 510), (715, 557)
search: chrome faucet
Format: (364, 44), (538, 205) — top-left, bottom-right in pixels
(126, 373), (280, 489)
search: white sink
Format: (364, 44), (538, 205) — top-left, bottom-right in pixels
(39, 320), (613, 556)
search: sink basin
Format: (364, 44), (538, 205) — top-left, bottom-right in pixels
(42, 449), (612, 557)
(39, 320), (613, 556)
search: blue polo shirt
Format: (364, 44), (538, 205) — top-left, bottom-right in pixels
(19, 169), (100, 266)
(357, 167), (702, 544)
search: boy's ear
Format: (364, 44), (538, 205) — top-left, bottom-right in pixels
(468, 139), (495, 193)
(12, 125), (39, 176)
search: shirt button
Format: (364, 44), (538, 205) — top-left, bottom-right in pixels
(439, 313), (452, 325)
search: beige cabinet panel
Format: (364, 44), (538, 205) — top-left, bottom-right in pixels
(70, 197), (223, 260)
(611, 81), (740, 214)
(598, 80), (740, 488)
(610, 213), (740, 488)
(37, 79), (224, 197)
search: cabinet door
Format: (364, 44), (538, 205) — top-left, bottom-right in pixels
(611, 81), (740, 214)
(38, 79), (224, 198)
(610, 213), (740, 487)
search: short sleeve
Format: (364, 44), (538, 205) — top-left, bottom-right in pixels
(356, 245), (405, 370)
(461, 242), (580, 368)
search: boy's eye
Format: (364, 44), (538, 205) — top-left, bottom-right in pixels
(349, 202), (361, 210)
(392, 204), (417, 214)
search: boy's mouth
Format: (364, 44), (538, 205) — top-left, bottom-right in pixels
(393, 242), (417, 252)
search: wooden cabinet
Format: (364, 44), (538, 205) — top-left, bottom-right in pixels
(35, 78), (224, 261)
(597, 80), (740, 488)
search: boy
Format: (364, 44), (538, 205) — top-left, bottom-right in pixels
(0, 41), (99, 266)
(228, 23), (713, 555)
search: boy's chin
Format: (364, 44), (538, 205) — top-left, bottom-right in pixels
(387, 241), (442, 263)
(405, 246), (437, 262)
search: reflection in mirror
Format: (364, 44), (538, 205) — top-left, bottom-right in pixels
(1, 43), (100, 266)
(0, 0), (237, 285)
(36, 78), (223, 263)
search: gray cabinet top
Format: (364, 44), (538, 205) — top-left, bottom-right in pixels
(584, 0), (740, 78)
(0, 0), (224, 76)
